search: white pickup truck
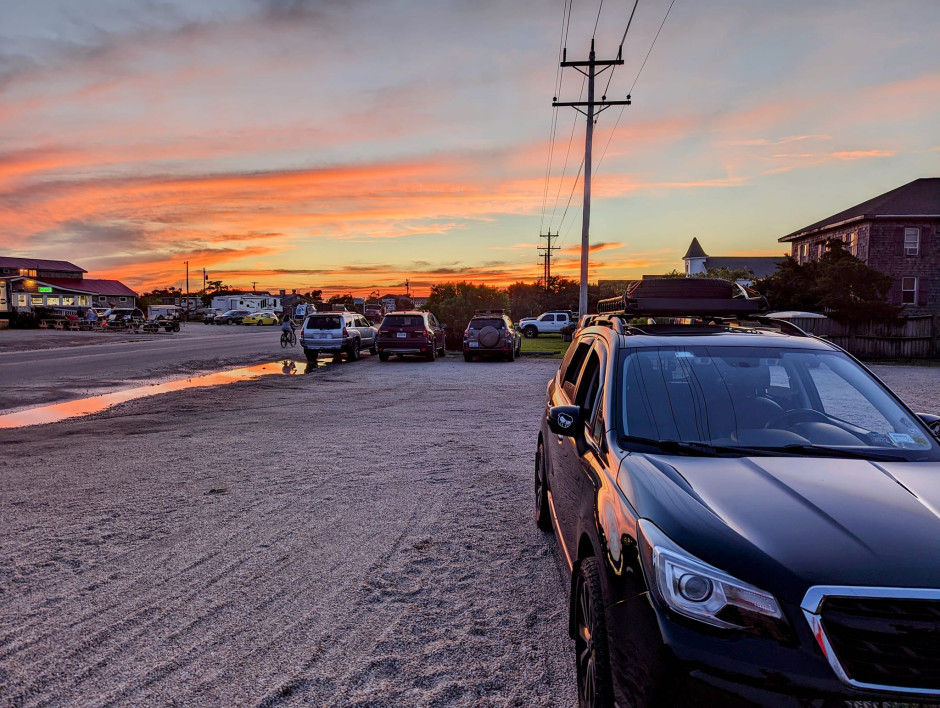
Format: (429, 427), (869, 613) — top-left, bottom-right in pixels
(517, 311), (575, 338)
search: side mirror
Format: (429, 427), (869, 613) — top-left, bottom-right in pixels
(547, 405), (584, 438)
(442, 323), (448, 329)
(916, 413), (940, 438)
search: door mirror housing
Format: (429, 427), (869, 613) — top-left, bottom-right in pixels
(547, 405), (584, 438)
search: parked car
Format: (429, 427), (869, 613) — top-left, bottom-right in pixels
(518, 310), (575, 338)
(242, 311), (279, 326)
(536, 278), (940, 707)
(299, 311), (377, 362)
(364, 304), (385, 324)
(376, 311), (445, 361)
(196, 307), (222, 324)
(101, 307), (145, 328)
(214, 309), (252, 325)
(462, 310), (521, 362)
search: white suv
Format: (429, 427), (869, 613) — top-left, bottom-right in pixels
(299, 312), (378, 362)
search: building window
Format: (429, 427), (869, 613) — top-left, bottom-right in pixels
(63, 296), (75, 306)
(78, 295), (90, 306)
(31, 295), (43, 305)
(904, 228), (920, 256)
(119, 296), (127, 302)
(99, 296), (107, 303)
(817, 242), (825, 259)
(798, 243), (808, 263)
(19, 269), (37, 277)
(902, 277), (918, 304)
(17, 294), (27, 306)
(46, 296), (60, 306)
(845, 232), (856, 256)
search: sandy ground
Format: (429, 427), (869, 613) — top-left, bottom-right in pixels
(0, 355), (576, 707)
(1, 332), (937, 707)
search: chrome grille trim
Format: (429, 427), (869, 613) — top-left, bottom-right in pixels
(801, 585), (940, 697)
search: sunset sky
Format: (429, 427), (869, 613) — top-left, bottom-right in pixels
(2, 0), (938, 296)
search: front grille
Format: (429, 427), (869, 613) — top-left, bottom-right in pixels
(820, 597), (940, 690)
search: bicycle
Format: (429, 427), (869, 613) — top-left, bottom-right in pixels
(280, 329), (297, 347)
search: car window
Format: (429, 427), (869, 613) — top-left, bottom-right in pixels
(618, 346), (939, 458)
(306, 316), (342, 329)
(561, 340), (592, 400)
(384, 315), (423, 327)
(469, 318), (503, 330)
(575, 351), (602, 424)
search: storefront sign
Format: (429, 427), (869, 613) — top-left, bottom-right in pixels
(38, 286), (53, 293)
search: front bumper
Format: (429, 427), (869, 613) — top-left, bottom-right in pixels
(608, 593), (940, 707)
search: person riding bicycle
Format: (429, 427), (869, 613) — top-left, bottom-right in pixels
(280, 315), (296, 342)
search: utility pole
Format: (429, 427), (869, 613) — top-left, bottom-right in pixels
(405, 279), (410, 299)
(184, 260), (189, 319)
(538, 231), (559, 288)
(553, 39), (630, 316)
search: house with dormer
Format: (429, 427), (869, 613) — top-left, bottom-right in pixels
(0, 257), (137, 314)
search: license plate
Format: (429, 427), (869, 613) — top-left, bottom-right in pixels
(397, 332), (406, 338)
(469, 342), (478, 347)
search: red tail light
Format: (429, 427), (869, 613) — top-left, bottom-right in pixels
(342, 326), (348, 337)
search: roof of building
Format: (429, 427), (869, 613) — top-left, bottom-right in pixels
(0, 256), (86, 273)
(781, 177), (940, 242)
(37, 278), (137, 296)
(683, 237), (708, 259)
(703, 256), (783, 279)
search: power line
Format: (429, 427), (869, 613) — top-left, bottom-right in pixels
(593, 0), (604, 37)
(603, 0), (639, 99)
(595, 0), (676, 175)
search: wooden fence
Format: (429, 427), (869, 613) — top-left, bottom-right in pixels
(783, 315), (937, 359)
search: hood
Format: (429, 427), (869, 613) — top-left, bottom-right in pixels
(625, 455), (940, 601)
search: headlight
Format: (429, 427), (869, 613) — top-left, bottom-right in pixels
(638, 519), (784, 631)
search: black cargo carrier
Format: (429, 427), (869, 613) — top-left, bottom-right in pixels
(597, 277), (768, 318)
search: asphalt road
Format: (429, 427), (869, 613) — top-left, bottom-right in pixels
(0, 324), (290, 410)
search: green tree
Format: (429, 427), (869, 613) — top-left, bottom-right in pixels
(753, 240), (898, 322)
(424, 282), (510, 348)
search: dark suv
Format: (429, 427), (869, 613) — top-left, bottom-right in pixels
(462, 310), (522, 362)
(536, 278), (940, 707)
(376, 311), (446, 361)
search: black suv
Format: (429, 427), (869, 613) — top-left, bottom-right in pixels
(535, 278), (940, 707)
(462, 310), (522, 362)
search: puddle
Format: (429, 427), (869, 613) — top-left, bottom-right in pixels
(0, 359), (322, 429)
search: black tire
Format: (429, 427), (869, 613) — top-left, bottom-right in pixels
(304, 349), (318, 362)
(437, 343), (445, 357)
(535, 441), (552, 531)
(574, 558), (614, 708)
(379, 352), (390, 362)
(425, 346), (436, 362)
(281, 334), (289, 348)
(256, 320), (262, 326)
(172, 323), (180, 332)
(506, 346), (515, 362)
(464, 352), (473, 362)
(370, 343), (378, 355)
(348, 339), (360, 361)
(523, 325), (538, 339)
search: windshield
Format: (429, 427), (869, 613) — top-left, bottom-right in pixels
(383, 315), (423, 327)
(619, 346), (939, 460)
(305, 316), (342, 329)
(468, 318), (504, 330)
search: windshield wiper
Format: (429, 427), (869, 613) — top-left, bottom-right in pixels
(763, 444), (907, 462)
(620, 436), (722, 456)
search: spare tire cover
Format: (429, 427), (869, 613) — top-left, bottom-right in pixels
(478, 326), (500, 348)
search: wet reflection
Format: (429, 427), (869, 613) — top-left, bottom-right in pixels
(0, 360), (323, 429)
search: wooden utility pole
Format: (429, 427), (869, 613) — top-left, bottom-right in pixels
(538, 231), (559, 288)
(553, 39), (630, 316)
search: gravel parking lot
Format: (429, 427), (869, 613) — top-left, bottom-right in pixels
(0, 355), (576, 707)
(0, 339), (937, 707)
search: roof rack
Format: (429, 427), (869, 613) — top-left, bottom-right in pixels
(597, 278), (768, 318)
(473, 309), (505, 315)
